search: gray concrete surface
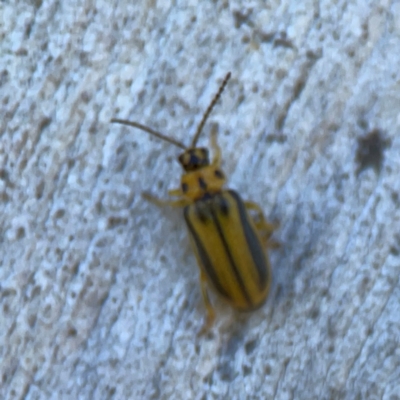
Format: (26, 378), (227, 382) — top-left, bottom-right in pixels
(1, 1), (400, 399)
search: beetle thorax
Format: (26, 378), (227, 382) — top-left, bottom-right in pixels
(180, 165), (226, 201)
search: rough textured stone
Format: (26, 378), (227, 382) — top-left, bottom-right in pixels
(1, 1), (400, 399)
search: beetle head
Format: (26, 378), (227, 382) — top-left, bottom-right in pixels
(178, 148), (210, 171)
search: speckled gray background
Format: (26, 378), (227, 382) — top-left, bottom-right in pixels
(1, 1), (400, 399)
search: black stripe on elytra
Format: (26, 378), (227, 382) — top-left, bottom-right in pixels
(217, 195), (229, 216)
(228, 190), (269, 290)
(209, 194), (252, 306)
(183, 205), (229, 299)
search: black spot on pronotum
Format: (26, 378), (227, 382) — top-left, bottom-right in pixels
(181, 182), (188, 193)
(356, 129), (390, 175)
(198, 177), (207, 190)
(214, 169), (224, 179)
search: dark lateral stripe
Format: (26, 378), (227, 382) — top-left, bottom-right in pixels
(228, 190), (269, 289)
(183, 206), (229, 299)
(209, 199), (252, 306)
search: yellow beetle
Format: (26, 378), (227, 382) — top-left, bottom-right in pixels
(112, 73), (277, 332)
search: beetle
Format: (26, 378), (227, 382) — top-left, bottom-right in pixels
(111, 72), (277, 332)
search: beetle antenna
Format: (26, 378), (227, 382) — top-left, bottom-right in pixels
(191, 72), (231, 148)
(111, 118), (186, 150)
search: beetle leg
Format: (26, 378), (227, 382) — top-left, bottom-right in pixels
(244, 201), (280, 247)
(168, 188), (183, 197)
(197, 270), (216, 336)
(210, 124), (222, 167)
(244, 201), (276, 235)
(142, 191), (190, 208)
